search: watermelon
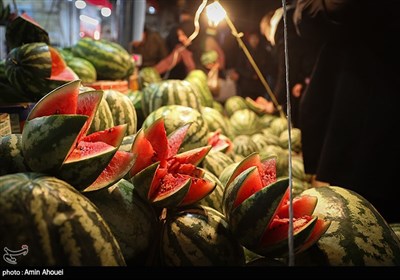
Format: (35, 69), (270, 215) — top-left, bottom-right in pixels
(0, 134), (29, 175)
(5, 43), (78, 101)
(201, 106), (230, 135)
(85, 179), (158, 264)
(131, 118), (216, 208)
(0, 172), (125, 266)
(245, 96), (274, 115)
(224, 96), (248, 117)
(5, 13), (49, 50)
(72, 37), (134, 80)
(296, 186), (400, 266)
(222, 153), (330, 257)
(185, 70), (214, 107)
(142, 105), (209, 152)
(141, 80), (202, 117)
(230, 109), (261, 136)
(138, 66), (162, 89)
(22, 81), (134, 191)
(161, 205), (245, 266)
(67, 57), (97, 83)
(104, 89), (137, 136)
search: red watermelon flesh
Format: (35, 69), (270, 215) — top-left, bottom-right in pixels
(82, 124), (127, 148)
(129, 118), (190, 177)
(144, 118), (169, 161)
(295, 218), (331, 254)
(129, 131), (156, 177)
(49, 47), (67, 76)
(180, 176), (216, 206)
(167, 123), (191, 158)
(276, 194), (318, 219)
(233, 167), (264, 208)
(27, 80), (80, 120)
(148, 146), (214, 207)
(66, 141), (114, 162)
(260, 216), (316, 247)
(75, 90), (103, 142)
(83, 150), (135, 192)
(230, 154), (277, 207)
(207, 130), (233, 153)
(49, 67), (78, 81)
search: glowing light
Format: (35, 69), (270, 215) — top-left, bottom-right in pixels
(79, 31), (85, 37)
(75, 0), (86, 9)
(148, 6), (155, 14)
(101, 7), (111, 17)
(79, 14), (99, 25)
(206, 1), (226, 27)
(94, 30), (100, 40)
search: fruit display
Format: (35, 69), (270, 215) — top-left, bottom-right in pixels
(1, 9), (399, 268)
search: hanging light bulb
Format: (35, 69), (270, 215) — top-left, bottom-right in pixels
(206, 1), (226, 27)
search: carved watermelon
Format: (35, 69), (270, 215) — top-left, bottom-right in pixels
(222, 153), (330, 257)
(22, 80), (134, 191)
(131, 118), (216, 208)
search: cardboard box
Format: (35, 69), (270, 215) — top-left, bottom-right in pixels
(0, 103), (36, 133)
(0, 113), (12, 136)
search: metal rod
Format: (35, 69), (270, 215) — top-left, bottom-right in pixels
(224, 13), (285, 118)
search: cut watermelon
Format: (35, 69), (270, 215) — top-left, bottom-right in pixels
(81, 124), (127, 148)
(131, 118), (215, 208)
(84, 150), (135, 192)
(27, 80), (81, 120)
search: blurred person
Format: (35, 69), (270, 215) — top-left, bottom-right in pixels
(235, 29), (273, 100)
(294, 0), (400, 222)
(260, 4), (316, 127)
(130, 26), (169, 68)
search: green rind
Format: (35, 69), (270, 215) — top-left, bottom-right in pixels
(67, 57), (97, 83)
(72, 38), (134, 80)
(0, 134), (29, 175)
(198, 169), (225, 213)
(105, 89), (137, 135)
(88, 96), (115, 134)
(297, 186), (400, 266)
(0, 172), (125, 266)
(57, 146), (117, 190)
(5, 15), (50, 50)
(141, 80), (202, 117)
(253, 217), (317, 257)
(161, 205), (245, 266)
(142, 105), (209, 152)
(22, 115), (88, 172)
(84, 179), (158, 264)
(228, 178), (289, 249)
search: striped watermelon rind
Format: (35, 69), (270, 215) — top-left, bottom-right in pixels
(22, 114), (88, 172)
(0, 172), (126, 266)
(72, 38), (134, 80)
(297, 186), (400, 266)
(142, 105), (209, 152)
(161, 205), (245, 266)
(0, 134), (29, 175)
(85, 179), (158, 264)
(105, 89), (137, 136)
(141, 80), (202, 117)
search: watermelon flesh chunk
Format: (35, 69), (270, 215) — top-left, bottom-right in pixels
(148, 146), (215, 207)
(131, 118), (215, 207)
(83, 150), (135, 192)
(27, 80), (80, 120)
(231, 154), (277, 207)
(81, 124), (127, 148)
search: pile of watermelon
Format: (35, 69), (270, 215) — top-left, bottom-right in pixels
(1, 11), (400, 267)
